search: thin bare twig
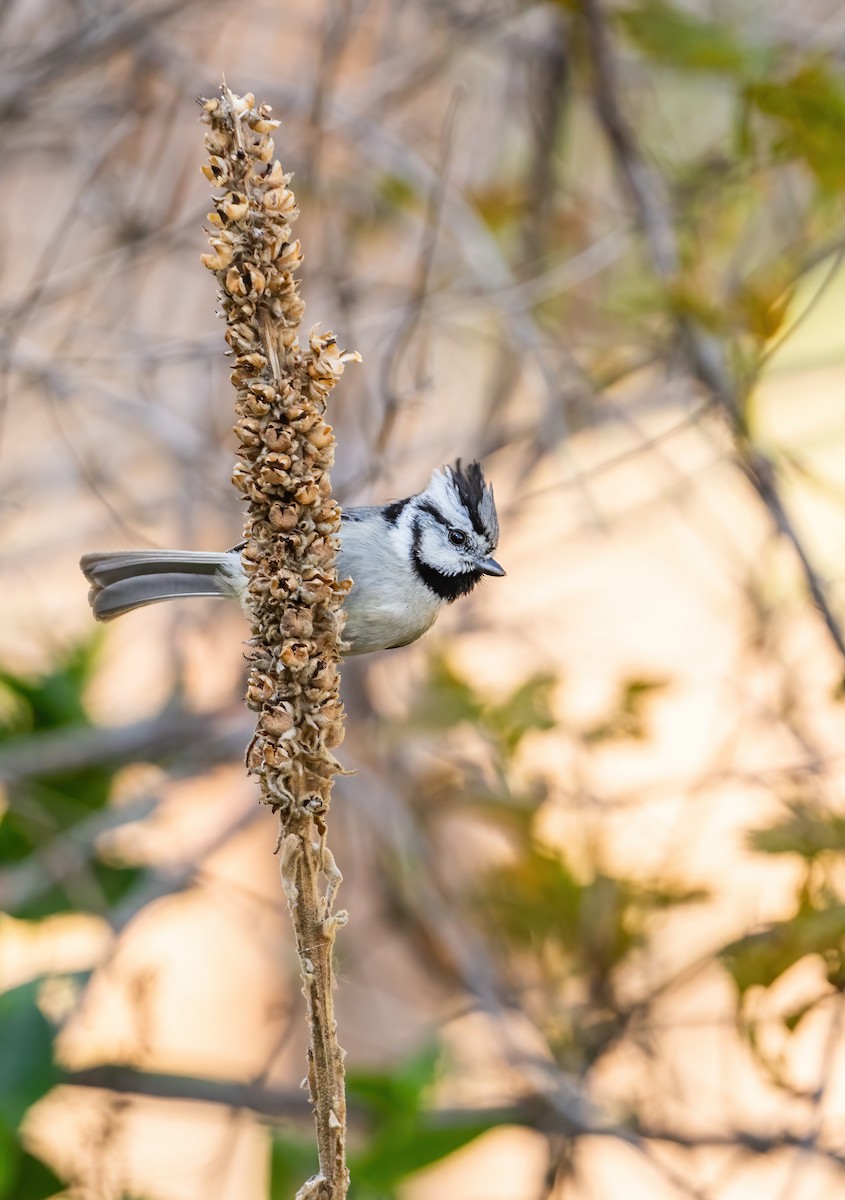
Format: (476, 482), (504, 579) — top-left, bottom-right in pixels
(375, 89), (462, 460)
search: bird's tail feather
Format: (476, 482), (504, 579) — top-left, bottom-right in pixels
(80, 550), (230, 621)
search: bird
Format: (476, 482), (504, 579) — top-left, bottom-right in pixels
(80, 460), (504, 656)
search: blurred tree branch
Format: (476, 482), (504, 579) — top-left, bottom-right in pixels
(0, 0), (196, 114)
(0, 707), (250, 785)
(579, 0), (845, 666)
(0, 792), (156, 914)
(65, 1063), (845, 1169)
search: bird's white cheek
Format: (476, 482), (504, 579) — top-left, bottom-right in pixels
(418, 530), (455, 574)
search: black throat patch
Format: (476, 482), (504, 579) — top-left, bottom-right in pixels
(411, 517), (482, 602)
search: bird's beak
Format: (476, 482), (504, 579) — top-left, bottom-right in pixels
(477, 556), (506, 577)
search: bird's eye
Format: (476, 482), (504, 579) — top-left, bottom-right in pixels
(448, 529), (467, 546)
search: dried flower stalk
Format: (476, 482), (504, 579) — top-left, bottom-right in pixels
(200, 84), (358, 1200)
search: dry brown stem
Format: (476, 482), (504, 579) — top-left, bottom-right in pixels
(200, 83), (358, 1200)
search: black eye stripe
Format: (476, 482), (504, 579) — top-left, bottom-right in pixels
(417, 501), (454, 528)
(417, 497), (492, 543)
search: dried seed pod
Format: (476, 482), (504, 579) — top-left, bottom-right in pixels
(282, 608), (314, 638)
(324, 722), (345, 750)
(232, 91), (255, 114)
(246, 674), (276, 708)
(261, 707), (295, 737)
(204, 127), (231, 155)
(281, 640), (311, 670)
(262, 160), (286, 187)
(263, 186), (295, 212)
(201, 249), (230, 272)
(295, 481), (321, 506)
(269, 502), (299, 530)
(250, 114), (281, 134)
(202, 155), (229, 182)
(264, 427), (293, 452)
(222, 192), (249, 222)
(225, 266), (248, 296)
(234, 419), (262, 446)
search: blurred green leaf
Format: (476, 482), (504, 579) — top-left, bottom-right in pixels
(348, 1045), (493, 1194)
(747, 64), (845, 189)
(470, 183), (527, 234)
(0, 982), (59, 1128)
(346, 1043), (438, 1122)
(350, 1118), (492, 1195)
(482, 848), (584, 949)
(5, 1151), (63, 1200)
(410, 658), (484, 731)
(618, 4), (845, 189)
(375, 173), (417, 212)
(0, 641), (140, 919)
(664, 280), (731, 334)
(732, 270), (792, 342)
(0, 1123), (16, 1198)
(411, 657), (557, 759)
(583, 677), (668, 744)
(480, 846), (706, 1071)
(459, 788), (542, 842)
(782, 995), (824, 1033)
(748, 801), (845, 859)
(269, 1138), (319, 1200)
(484, 674), (557, 757)
(0, 639), (99, 735)
(0, 1127), (64, 1200)
(721, 903), (845, 995)
(481, 847), (705, 978)
(619, 1), (769, 78)
(271, 1044), (498, 1200)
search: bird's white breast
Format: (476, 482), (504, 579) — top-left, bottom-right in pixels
(337, 518), (441, 654)
(221, 516), (442, 655)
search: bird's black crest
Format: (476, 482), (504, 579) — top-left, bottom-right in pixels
(447, 459), (498, 540)
(450, 459), (486, 514)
